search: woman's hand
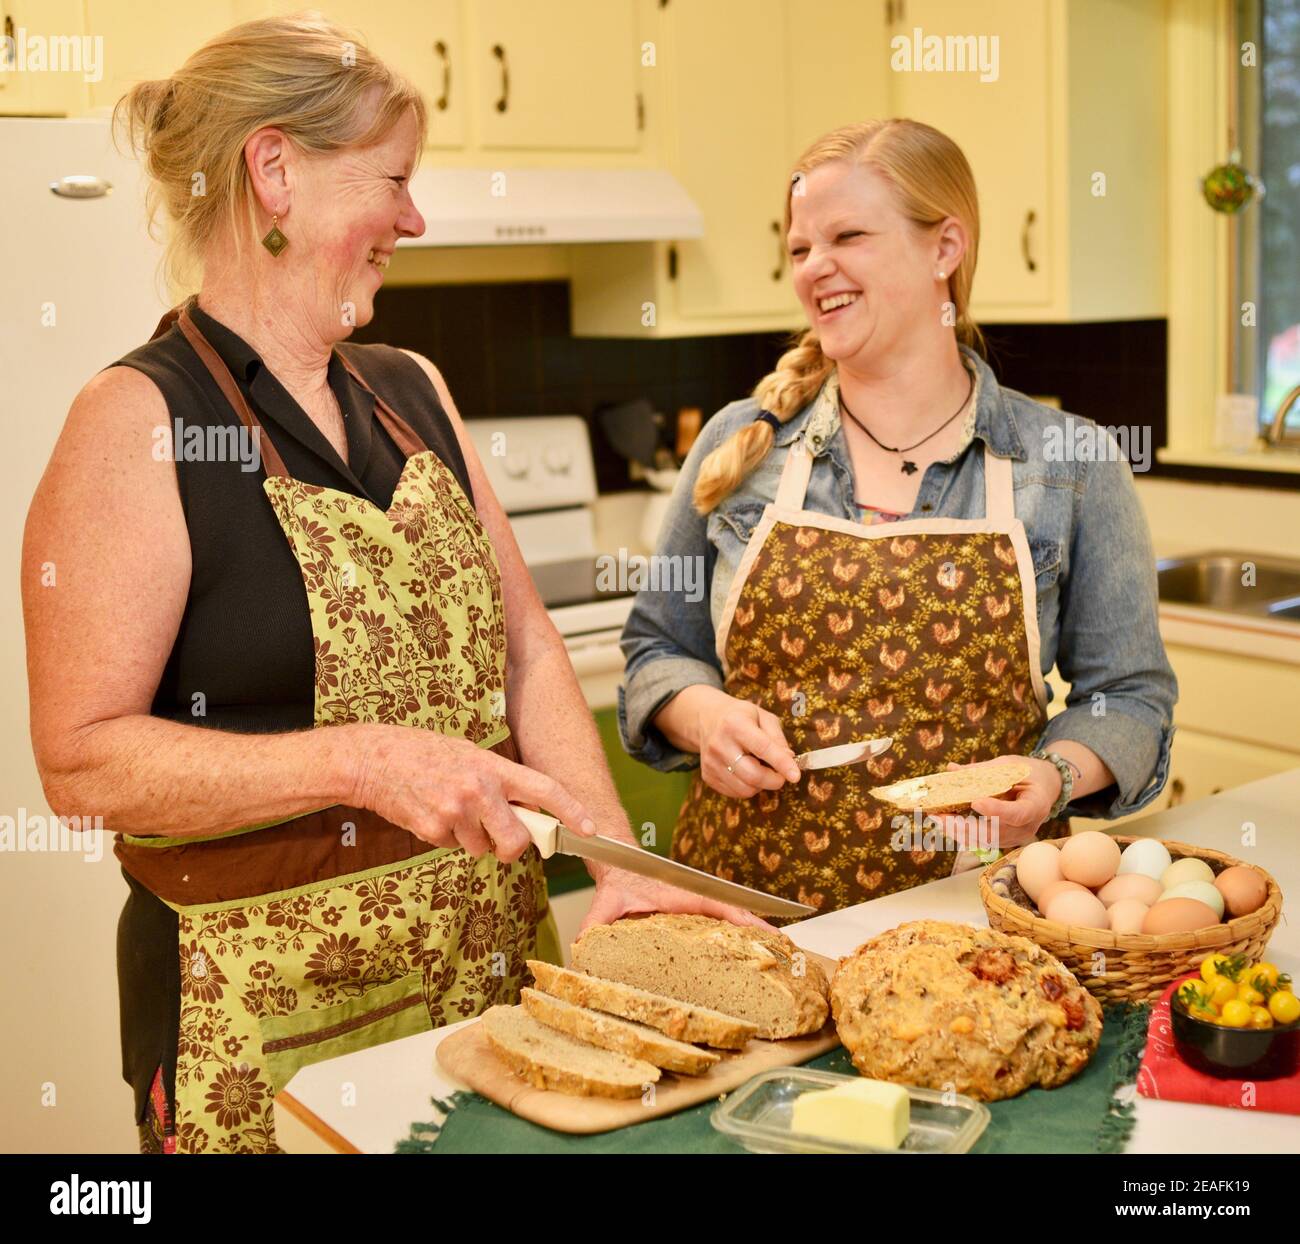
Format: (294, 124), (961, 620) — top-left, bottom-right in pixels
(579, 865), (777, 934)
(352, 724), (597, 864)
(937, 756), (1063, 851)
(666, 686), (800, 797)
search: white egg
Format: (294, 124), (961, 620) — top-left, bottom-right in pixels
(1156, 880), (1225, 919)
(1161, 857), (1217, 890)
(1117, 838), (1171, 882)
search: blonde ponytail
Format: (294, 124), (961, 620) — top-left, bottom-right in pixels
(695, 117), (984, 514)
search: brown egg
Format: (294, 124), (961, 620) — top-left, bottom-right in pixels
(1213, 865), (1268, 918)
(1036, 879), (1087, 913)
(1044, 888), (1109, 930)
(1059, 831), (1122, 888)
(1107, 898), (1150, 935)
(1141, 897), (1220, 935)
(1015, 841), (1064, 901)
(1096, 873), (1164, 908)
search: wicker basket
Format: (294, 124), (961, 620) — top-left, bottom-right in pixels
(979, 837), (1285, 1005)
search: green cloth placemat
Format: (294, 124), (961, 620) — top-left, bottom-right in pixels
(396, 1004), (1149, 1155)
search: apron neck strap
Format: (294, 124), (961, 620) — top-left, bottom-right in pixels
(174, 299), (291, 480)
(774, 437), (814, 509)
(983, 443), (1015, 524)
(154, 297), (436, 478)
(333, 350), (430, 461)
(772, 431), (1016, 523)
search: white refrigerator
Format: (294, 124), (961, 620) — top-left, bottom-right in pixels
(0, 116), (170, 1152)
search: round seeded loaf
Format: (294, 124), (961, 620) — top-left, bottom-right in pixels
(830, 920), (1102, 1102)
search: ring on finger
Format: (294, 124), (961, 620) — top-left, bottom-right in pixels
(726, 751), (747, 774)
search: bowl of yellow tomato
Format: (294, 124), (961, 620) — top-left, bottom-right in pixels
(1171, 954), (1299, 1080)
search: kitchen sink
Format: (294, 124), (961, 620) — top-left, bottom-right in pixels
(1157, 553), (1300, 620)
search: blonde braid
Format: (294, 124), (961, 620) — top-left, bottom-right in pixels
(692, 330), (833, 514)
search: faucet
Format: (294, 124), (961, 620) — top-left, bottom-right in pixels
(1265, 383), (1300, 448)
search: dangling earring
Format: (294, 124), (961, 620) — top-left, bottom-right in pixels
(262, 214), (288, 258)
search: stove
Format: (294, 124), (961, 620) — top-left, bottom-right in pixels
(464, 416), (635, 704)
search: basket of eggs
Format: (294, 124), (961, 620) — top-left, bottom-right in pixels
(979, 835), (1284, 1005)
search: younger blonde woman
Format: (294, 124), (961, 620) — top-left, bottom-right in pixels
(619, 119), (1176, 914)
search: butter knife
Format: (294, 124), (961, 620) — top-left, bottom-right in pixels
(507, 804), (814, 918)
(795, 736), (893, 771)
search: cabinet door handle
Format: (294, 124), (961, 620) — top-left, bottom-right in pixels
(433, 40), (450, 112)
(1167, 776), (1185, 808)
(1020, 208), (1038, 273)
(492, 43), (510, 113)
(771, 220), (786, 281)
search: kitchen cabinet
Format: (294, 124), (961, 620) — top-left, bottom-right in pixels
(80, 1), (237, 114)
(324, 0), (466, 150)
(470, 0), (640, 153)
(885, 0), (1166, 321)
(0, 0), (90, 115)
(1051, 634), (1300, 831)
(333, 0), (642, 155)
(570, 0), (891, 338)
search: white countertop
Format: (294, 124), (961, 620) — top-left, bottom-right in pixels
(280, 768), (1300, 1155)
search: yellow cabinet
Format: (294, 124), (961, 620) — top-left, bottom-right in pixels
(469, 0), (640, 152)
(80, 1), (237, 113)
(571, 0), (890, 338)
(885, 0), (1166, 322)
(324, 0), (466, 150)
(0, 0), (90, 115)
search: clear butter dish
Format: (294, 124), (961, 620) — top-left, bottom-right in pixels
(711, 1066), (991, 1155)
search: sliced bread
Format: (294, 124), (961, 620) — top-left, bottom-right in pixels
(528, 959), (757, 1050)
(478, 1005), (660, 1098)
(569, 914), (829, 1040)
(870, 758), (1033, 813)
(520, 987), (721, 1075)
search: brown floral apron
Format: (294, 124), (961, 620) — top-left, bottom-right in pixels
(672, 413), (1066, 918)
(116, 299), (559, 1153)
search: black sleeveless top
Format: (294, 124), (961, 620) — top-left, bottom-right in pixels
(107, 301), (475, 1126)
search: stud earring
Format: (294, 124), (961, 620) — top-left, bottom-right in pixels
(936, 270), (947, 280)
(262, 214), (288, 258)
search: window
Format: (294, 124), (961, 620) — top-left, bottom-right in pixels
(1235, 0), (1300, 438)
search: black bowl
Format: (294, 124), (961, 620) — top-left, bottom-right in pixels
(1171, 989), (1300, 1080)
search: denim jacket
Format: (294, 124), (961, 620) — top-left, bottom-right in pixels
(618, 345), (1178, 820)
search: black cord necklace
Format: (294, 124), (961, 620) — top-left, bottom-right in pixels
(838, 370), (974, 475)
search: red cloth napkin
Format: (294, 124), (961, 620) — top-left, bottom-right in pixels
(1137, 975), (1300, 1115)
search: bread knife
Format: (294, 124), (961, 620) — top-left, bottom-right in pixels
(507, 804), (815, 918)
(795, 736), (893, 771)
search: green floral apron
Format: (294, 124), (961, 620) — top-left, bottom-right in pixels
(116, 300), (559, 1153)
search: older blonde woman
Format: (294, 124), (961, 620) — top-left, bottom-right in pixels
(620, 119), (1177, 914)
(21, 14), (757, 1155)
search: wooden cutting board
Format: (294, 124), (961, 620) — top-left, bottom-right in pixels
(435, 952), (842, 1134)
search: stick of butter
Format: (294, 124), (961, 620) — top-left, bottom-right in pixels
(790, 1078), (911, 1150)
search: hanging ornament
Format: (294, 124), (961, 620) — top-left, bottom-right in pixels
(1201, 150), (1265, 214)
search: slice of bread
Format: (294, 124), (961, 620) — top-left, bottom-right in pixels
(520, 987), (721, 1075)
(870, 758), (1033, 813)
(478, 1005), (660, 1098)
(569, 914), (830, 1039)
(528, 960), (757, 1050)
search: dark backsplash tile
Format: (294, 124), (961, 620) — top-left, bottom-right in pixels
(354, 282), (1169, 492)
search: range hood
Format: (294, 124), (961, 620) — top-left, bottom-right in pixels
(400, 167), (703, 247)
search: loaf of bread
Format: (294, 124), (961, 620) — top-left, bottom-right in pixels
(521, 987), (721, 1075)
(830, 920), (1102, 1102)
(570, 914), (829, 1039)
(478, 1004), (660, 1098)
(528, 960), (756, 1049)
(870, 758), (1032, 813)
